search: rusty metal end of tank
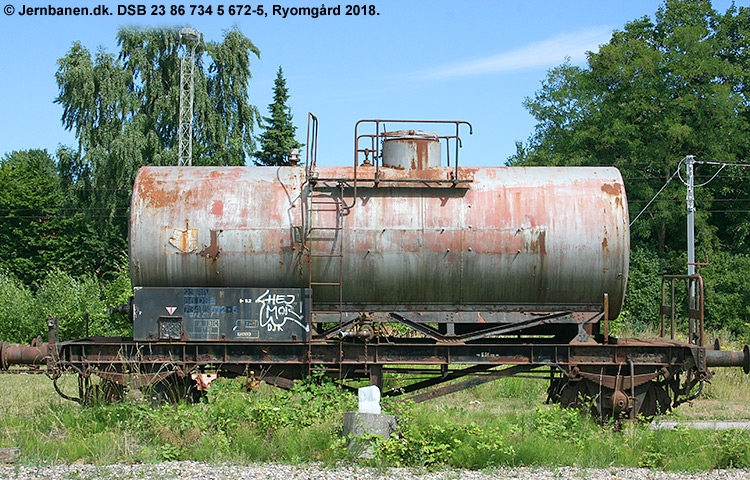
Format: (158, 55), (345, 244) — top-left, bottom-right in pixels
(0, 341), (7, 370)
(744, 345), (750, 375)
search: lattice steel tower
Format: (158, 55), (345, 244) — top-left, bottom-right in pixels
(178, 28), (200, 166)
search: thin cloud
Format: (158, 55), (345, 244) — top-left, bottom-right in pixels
(412, 27), (613, 81)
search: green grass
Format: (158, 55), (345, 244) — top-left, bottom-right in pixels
(1, 346), (750, 469)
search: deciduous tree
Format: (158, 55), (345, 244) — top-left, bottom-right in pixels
(54, 27), (261, 279)
(513, 0), (750, 255)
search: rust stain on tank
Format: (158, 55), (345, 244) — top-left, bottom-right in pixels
(199, 230), (222, 260)
(211, 200), (224, 216)
(601, 183), (622, 196)
(538, 230), (546, 257)
(168, 228), (198, 253)
(415, 140), (429, 170)
(522, 229), (546, 255)
(136, 173), (172, 209)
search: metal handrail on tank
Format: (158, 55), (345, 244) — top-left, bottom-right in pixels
(353, 119), (473, 180)
(355, 132), (459, 166)
(305, 112), (319, 180)
(330, 119), (472, 211)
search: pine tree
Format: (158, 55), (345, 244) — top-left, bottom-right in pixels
(253, 67), (302, 166)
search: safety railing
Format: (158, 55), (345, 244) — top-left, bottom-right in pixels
(660, 274), (705, 346)
(305, 112), (319, 180)
(306, 119), (473, 212)
(353, 119), (472, 185)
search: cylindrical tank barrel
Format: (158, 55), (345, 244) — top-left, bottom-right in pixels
(130, 165), (629, 317)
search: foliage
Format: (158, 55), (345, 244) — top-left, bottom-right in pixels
(512, 0), (750, 338)
(205, 373), (356, 434)
(253, 67), (303, 166)
(57, 27), (260, 168)
(48, 27), (261, 283)
(700, 250), (750, 336)
(615, 245), (665, 333)
(615, 246), (750, 337)
(0, 148), (131, 287)
(0, 263), (132, 343)
(0, 273), (39, 343)
(716, 430), (750, 468)
(531, 404), (589, 446)
(378, 404), (515, 468)
(512, 0), (750, 255)
(2, 372), (750, 469)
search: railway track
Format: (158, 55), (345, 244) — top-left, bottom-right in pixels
(0, 367), (46, 375)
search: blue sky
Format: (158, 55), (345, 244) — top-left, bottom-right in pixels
(0, 1), (740, 167)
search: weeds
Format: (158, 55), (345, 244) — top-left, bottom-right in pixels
(716, 430), (750, 468)
(377, 404), (515, 468)
(1, 372), (750, 469)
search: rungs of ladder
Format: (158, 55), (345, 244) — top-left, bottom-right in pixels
(310, 254), (343, 258)
(310, 282), (341, 286)
(309, 226), (342, 231)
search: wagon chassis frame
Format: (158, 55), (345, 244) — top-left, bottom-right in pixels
(31, 317), (733, 419)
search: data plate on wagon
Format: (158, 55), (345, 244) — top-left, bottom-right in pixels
(133, 287), (311, 342)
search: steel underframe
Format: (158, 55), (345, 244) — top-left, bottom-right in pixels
(54, 337), (703, 381)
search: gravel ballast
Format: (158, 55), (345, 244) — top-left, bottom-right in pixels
(0, 462), (749, 480)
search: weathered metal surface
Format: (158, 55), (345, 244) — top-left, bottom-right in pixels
(401, 365), (536, 403)
(5, 318), (747, 414)
(131, 165), (629, 318)
(47, 337), (703, 373)
(706, 346), (750, 373)
(381, 130), (441, 170)
(132, 287), (311, 342)
(130, 166), (308, 290)
(0, 341), (49, 368)
(576, 370), (661, 391)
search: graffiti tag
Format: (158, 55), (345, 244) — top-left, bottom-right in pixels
(254, 289), (309, 332)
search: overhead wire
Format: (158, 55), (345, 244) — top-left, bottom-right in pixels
(629, 158), (750, 225)
(629, 159), (685, 226)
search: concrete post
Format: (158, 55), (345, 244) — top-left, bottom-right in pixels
(343, 411), (397, 459)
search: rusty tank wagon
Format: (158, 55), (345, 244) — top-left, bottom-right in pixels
(1, 117), (748, 420)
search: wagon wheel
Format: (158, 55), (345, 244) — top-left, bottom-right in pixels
(589, 385), (615, 421)
(77, 376), (125, 405)
(147, 376), (203, 404)
(558, 379), (589, 409)
(638, 381), (671, 420)
(547, 376), (591, 410)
